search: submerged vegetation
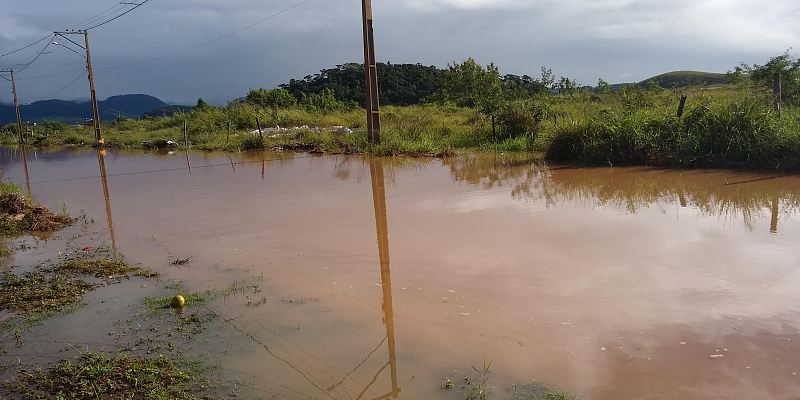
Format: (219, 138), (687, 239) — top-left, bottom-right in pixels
(2, 351), (205, 400)
(5, 52), (800, 168)
(0, 255), (159, 327)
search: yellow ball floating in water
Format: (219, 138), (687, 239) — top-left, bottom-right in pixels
(171, 295), (186, 308)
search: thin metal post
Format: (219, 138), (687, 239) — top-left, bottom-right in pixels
(361, 0), (381, 144)
(183, 120), (188, 145)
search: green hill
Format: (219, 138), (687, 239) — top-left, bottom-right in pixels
(640, 71), (731, 88)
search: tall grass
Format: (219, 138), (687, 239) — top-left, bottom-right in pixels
(7, 84), (800, 168)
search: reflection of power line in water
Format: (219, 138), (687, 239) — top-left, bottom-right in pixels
(25, 154), (313, 185)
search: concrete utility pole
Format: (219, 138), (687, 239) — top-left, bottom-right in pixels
(361, 0), (381, 144)
(0, 69), (24, 144)
(54, 30), (102, 144)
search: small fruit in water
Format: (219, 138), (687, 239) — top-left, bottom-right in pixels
(171, 295), (186, 308)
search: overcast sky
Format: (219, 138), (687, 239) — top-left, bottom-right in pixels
(0, 0), (798, 105)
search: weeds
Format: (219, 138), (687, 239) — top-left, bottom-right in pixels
(145, 292), (210, 310)
(0, 271), (94, 315)
(2, 351), (205, 400)
(59, 258), (159, 278)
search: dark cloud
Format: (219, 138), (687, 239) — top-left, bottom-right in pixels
(0, 0), (797, 104)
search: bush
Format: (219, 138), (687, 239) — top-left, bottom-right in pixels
(240, 135), (264, 150)
(496, 100), (546, 139)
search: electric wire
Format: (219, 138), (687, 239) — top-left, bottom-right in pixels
(96, 0), (313, 68)
(84, 0), (151, 30)
(13, 34), (57, 74)
(74, 3), (130, 29)
(39, 71), (87, 99)
(0, 35), (52, 58)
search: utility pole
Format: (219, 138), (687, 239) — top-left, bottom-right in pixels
(361, 0), (381, 144)
(0, 69), (24, 144)
(54, 30), (102, 144)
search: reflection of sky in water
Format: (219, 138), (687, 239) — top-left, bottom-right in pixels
(2, 148), (800, 400)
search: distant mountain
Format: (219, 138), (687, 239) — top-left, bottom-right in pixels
(640, 71), (731, 88)
(0, 94), (169, 124)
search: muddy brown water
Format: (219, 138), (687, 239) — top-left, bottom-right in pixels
(2, 147), (800, 399)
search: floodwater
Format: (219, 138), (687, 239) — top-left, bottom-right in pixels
(3, 147), (800, 399)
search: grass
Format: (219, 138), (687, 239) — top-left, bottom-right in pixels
(8, 83), (798, 168)
(0, 256), (160, 338)
(0, 271), (94, 315)
(59, 258), (159, 278)
(445, 361), (576, 400)
(145, 292), (210, 310)
(2, 351), (206, 400)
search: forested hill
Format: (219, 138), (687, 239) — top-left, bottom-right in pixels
(640, 71), (731, 88)
(281, 63), (444, 106)
(279, 62), (552, 106)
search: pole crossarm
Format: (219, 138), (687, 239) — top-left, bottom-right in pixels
(54, 31), (88, 50)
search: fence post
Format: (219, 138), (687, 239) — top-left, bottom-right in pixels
(256, 117), (264, 141)
(183, 120), (188, 146)
(676, 94), (687, 118)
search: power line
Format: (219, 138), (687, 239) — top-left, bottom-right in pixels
(6, 0), (312, 77)
(39, 70), (87, 99)
(94, 0), (314, 69)
(74, 3), (130, 29)
(0, 35), (52, 59)
(84, 0), (151, 30)
(14, 34), (57, 74)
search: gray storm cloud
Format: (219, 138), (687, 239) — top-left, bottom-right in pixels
(0, 0), (797, 104)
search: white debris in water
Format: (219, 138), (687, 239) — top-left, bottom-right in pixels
(680, 341), (687, 345)
(448, 290), (456, 293)
(709, 354), (724, 359)
(601, 347), (606, 351)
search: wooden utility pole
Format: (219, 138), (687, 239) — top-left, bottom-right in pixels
(55, 30), (102, 144)
(0, 69), (24, 144)
(84, 31), (102, 144)
(361, 0), (381, 144)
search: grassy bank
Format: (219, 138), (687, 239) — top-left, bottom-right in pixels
(5, 84), (799, 168)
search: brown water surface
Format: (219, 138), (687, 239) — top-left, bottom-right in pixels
(2, 147), (800, 399)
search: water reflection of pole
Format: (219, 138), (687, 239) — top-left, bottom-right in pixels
(261, 152), (266, 182)
(365, 158), (400, 399)
(20, 145), (31, 195)
(96, 149), (117, 251)
(228, 155), (237, 174)
(185, 150), (192, 175)
(770, 197), (779, 234)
